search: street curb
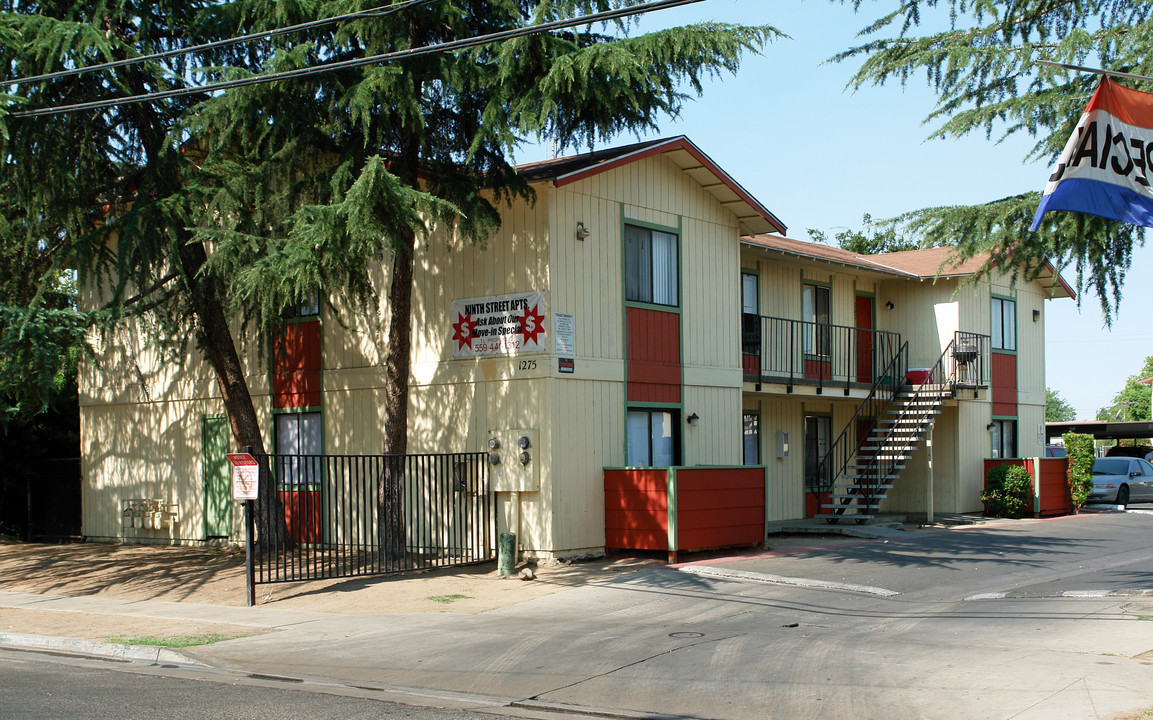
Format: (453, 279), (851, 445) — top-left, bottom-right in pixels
(0, 632), (203, 666)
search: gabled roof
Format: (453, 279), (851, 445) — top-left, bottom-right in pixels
(515, 137), (787, 236)
(742, 234), (1076, 300)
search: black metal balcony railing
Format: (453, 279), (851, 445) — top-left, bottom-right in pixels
(949, 330), (991, 389)
(742, 314), (904, 394)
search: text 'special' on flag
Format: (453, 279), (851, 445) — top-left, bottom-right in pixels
(1031, 77), (1153, 231)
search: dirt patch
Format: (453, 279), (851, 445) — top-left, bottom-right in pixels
(0, 540), (662, 643)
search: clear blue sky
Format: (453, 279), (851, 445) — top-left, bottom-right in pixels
(519, 0), (1153, 420)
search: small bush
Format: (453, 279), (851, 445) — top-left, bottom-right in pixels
(982, 463), (1033, 518)
(1063, 432), (1095, 511)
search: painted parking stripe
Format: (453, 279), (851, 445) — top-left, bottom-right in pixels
(965, 589), (1153, 600)
(678, 565), (898, 597)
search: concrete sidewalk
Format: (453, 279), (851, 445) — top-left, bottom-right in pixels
(3, 515), (1152, 719)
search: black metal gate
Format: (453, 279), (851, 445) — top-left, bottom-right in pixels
(245, 451), (492, 601)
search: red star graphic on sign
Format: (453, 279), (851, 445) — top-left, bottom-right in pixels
(452, 312), (476, 351)
(518, 304), (545, 347)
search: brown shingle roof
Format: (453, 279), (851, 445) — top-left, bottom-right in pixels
(742, 234), (1075, 299)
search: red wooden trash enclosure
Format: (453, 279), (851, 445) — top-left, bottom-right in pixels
(605, 466), (767, 562)
(982, 457), (1071, 517)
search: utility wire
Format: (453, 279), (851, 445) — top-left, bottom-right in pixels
(1035, 60), (1153, 84)
(8, 0), (440, 87)
(7, 0), (705, 118)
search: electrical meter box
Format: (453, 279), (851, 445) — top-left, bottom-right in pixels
(486, 428), (540, 492)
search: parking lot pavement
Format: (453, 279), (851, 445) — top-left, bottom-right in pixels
(678, 511), (1153, 602)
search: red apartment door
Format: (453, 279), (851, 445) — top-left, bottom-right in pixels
(855, 295), (874, 383)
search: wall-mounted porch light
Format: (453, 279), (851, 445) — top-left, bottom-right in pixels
(686, 412), (700, 426)
(1032, 309), (1041, 322)
(576, 221), (592, 241)
(885, 301), (895, 310)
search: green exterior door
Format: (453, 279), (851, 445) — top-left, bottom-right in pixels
(202, 415), (232, 538)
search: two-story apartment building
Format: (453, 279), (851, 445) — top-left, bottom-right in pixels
(78, 136), (1072, 558)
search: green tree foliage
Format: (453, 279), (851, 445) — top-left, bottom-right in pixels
(1062, 432), (1095, 510)
(981, 462), (1032, 518)
(806, 213), (923, 254)
(0, 1), (778, 547)
(1096, 355), (1153, 422)
(832, 0), (1153, 322)
(1045, 387), (1076, 422)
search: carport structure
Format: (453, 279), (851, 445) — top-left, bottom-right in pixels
(1045, 420), (1153, 444)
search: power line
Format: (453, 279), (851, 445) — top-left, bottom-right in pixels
(8, 0), (439, 87)
(1035, 60), (1153, 84)
(7, 0), (706, 119)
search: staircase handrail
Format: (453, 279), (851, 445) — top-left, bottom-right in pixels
(834, 339), (959, 516)
(813, 339), (909, 499)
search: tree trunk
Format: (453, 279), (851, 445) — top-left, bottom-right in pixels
(379, 88), (423, 562)
(174, 235), (289, 549)
(379, 226), (415, 564)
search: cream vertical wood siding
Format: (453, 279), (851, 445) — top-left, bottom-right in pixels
(747, 396), (805, 521)
(545, 152), (752, 554)
(80, 394), (270, 543)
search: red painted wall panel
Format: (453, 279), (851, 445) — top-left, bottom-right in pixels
(675, 467), (765, 551)
(626, 307), (681, 403)
(990, 351), (1017, 417)
(273, 321), (322, 409)
(604, 468), (669, 550)
(804, 358), (832, 382)
(279, 489), (323, 543)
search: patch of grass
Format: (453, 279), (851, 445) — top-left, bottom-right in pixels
(425, 594), (472, 604)
(106, 634), (240, 648)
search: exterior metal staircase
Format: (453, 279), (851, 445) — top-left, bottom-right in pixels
(819, 387), (949, 523)
(815, 339), (965, 525)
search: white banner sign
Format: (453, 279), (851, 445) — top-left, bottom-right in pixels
(451, 291), (546, 357)
(226, 453), (259, 501)
(554, 312), (575, 355)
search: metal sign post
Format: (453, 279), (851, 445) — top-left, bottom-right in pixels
(227, 450), (260, 607)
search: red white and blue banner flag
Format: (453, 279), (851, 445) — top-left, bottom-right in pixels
(1031, 77), (1153, 230)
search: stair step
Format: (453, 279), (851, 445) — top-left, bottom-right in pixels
(849, 462), (906, 471)
(832, 484), (894, 491)
(821, 503), (881, 510)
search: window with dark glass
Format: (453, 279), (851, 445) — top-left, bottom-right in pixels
(802, 284), (831, 357)
(626, 409), (679, 466)
(625, 225), (679, 306)
(990, 418), (1017, 459)
(275, 411), (322, 485)
(743, 412), (760, 465)
(804, 415), (832, 491)
(991, 297), (1016, 351)
(283, 288), (321, 319)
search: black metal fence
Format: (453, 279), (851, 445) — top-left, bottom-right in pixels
(742, 314), (903, 394)
(245, 451), (493, 601)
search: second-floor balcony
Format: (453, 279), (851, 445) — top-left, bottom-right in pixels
(742, 315), (990, 395)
